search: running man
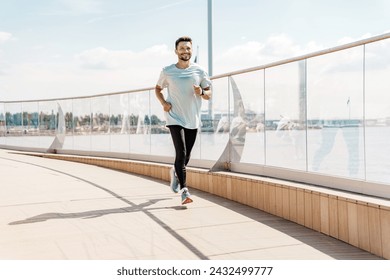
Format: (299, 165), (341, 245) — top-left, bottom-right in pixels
(155, 36), (212, 204)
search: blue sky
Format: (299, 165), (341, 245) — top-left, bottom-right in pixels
(0, 0), (389, 101)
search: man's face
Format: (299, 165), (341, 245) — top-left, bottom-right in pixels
(175, 41), (192, 61)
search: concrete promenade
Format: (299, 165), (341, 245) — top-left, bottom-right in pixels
(0, 149), (382, 260)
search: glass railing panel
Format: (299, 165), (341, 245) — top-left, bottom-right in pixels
(4, 102), (23, 147)
(150, 89), (173, 157)
(129, 91), (150, 155)
(57, 99), (74, 150)
(109, 93), (130, 154)
(265, 61), (307, 170)
(38, 101), (57, 148)
(0, 103), (5, 144)
(365, 39), (390, 184)
(22, 102), (40, 143)
(307, 46), (365, 179)
(21, 102), (40, 148)
(72, 98), (91, 151)
(199, 77), (229, 161)
(91, 96), (110, 152)
(229, 70), (265, 165)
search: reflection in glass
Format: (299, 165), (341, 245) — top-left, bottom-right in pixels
(22, 102), (39, 140)
(91, 96), (110, 152)
(230, 71), (265, 165)
(57, 99), (74, 150)
(4, 103), (23, 146)
(10, 101), (40, 147)
(365, 39), (390, 184)
(307, 47), (364, 179)
(200, 77), (229, 161)
(211, 76), (247, 170)
(73, 98), (91, 151)
(265, 61), (307, 170)
(129, 91), (150, 155)
(109, 93), (130, 154)
(48, 102), (66, 152)
(39, 101), (58, 148)
(5, 103), (22, 133)
(0, 103), (5, 144)
(0, 103), (4, 136)
(150, 89), (173, 157)
(91, 96), (110, 134)
(39, 101), (57, 135)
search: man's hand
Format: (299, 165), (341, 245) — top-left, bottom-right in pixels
(194, 85), (211, 100)
(193, 84), (202, 96)
(155, 85), (172, 112)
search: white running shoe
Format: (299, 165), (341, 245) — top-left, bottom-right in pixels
(181, 187), (193, 205)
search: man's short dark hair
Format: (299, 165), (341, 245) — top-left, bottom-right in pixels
(175, 36), (192, 49)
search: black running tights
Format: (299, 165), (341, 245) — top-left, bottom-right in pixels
(168, 125), (198, 190)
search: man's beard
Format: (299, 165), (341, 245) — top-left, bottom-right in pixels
(179, 54), (191, 61)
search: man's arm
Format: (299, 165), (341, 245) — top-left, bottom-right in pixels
(155, 85), (171, 112)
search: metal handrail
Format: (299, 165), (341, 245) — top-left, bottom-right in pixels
(2, 32), (389, 103)
(1, 87), (155, 104)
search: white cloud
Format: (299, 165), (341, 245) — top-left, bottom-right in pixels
(214, 34), (324, 74)
(0, 32), (12, 43)
(1, 33), (388, 105)
(0, 44), (177, 101)
(0, 35), (337, 101)
(336, 33), (374, 45)
(77, 44), (173, 70)
(261, 34), (301, 57)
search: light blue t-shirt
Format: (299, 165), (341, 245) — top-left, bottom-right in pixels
(156, 63), (212, 129)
